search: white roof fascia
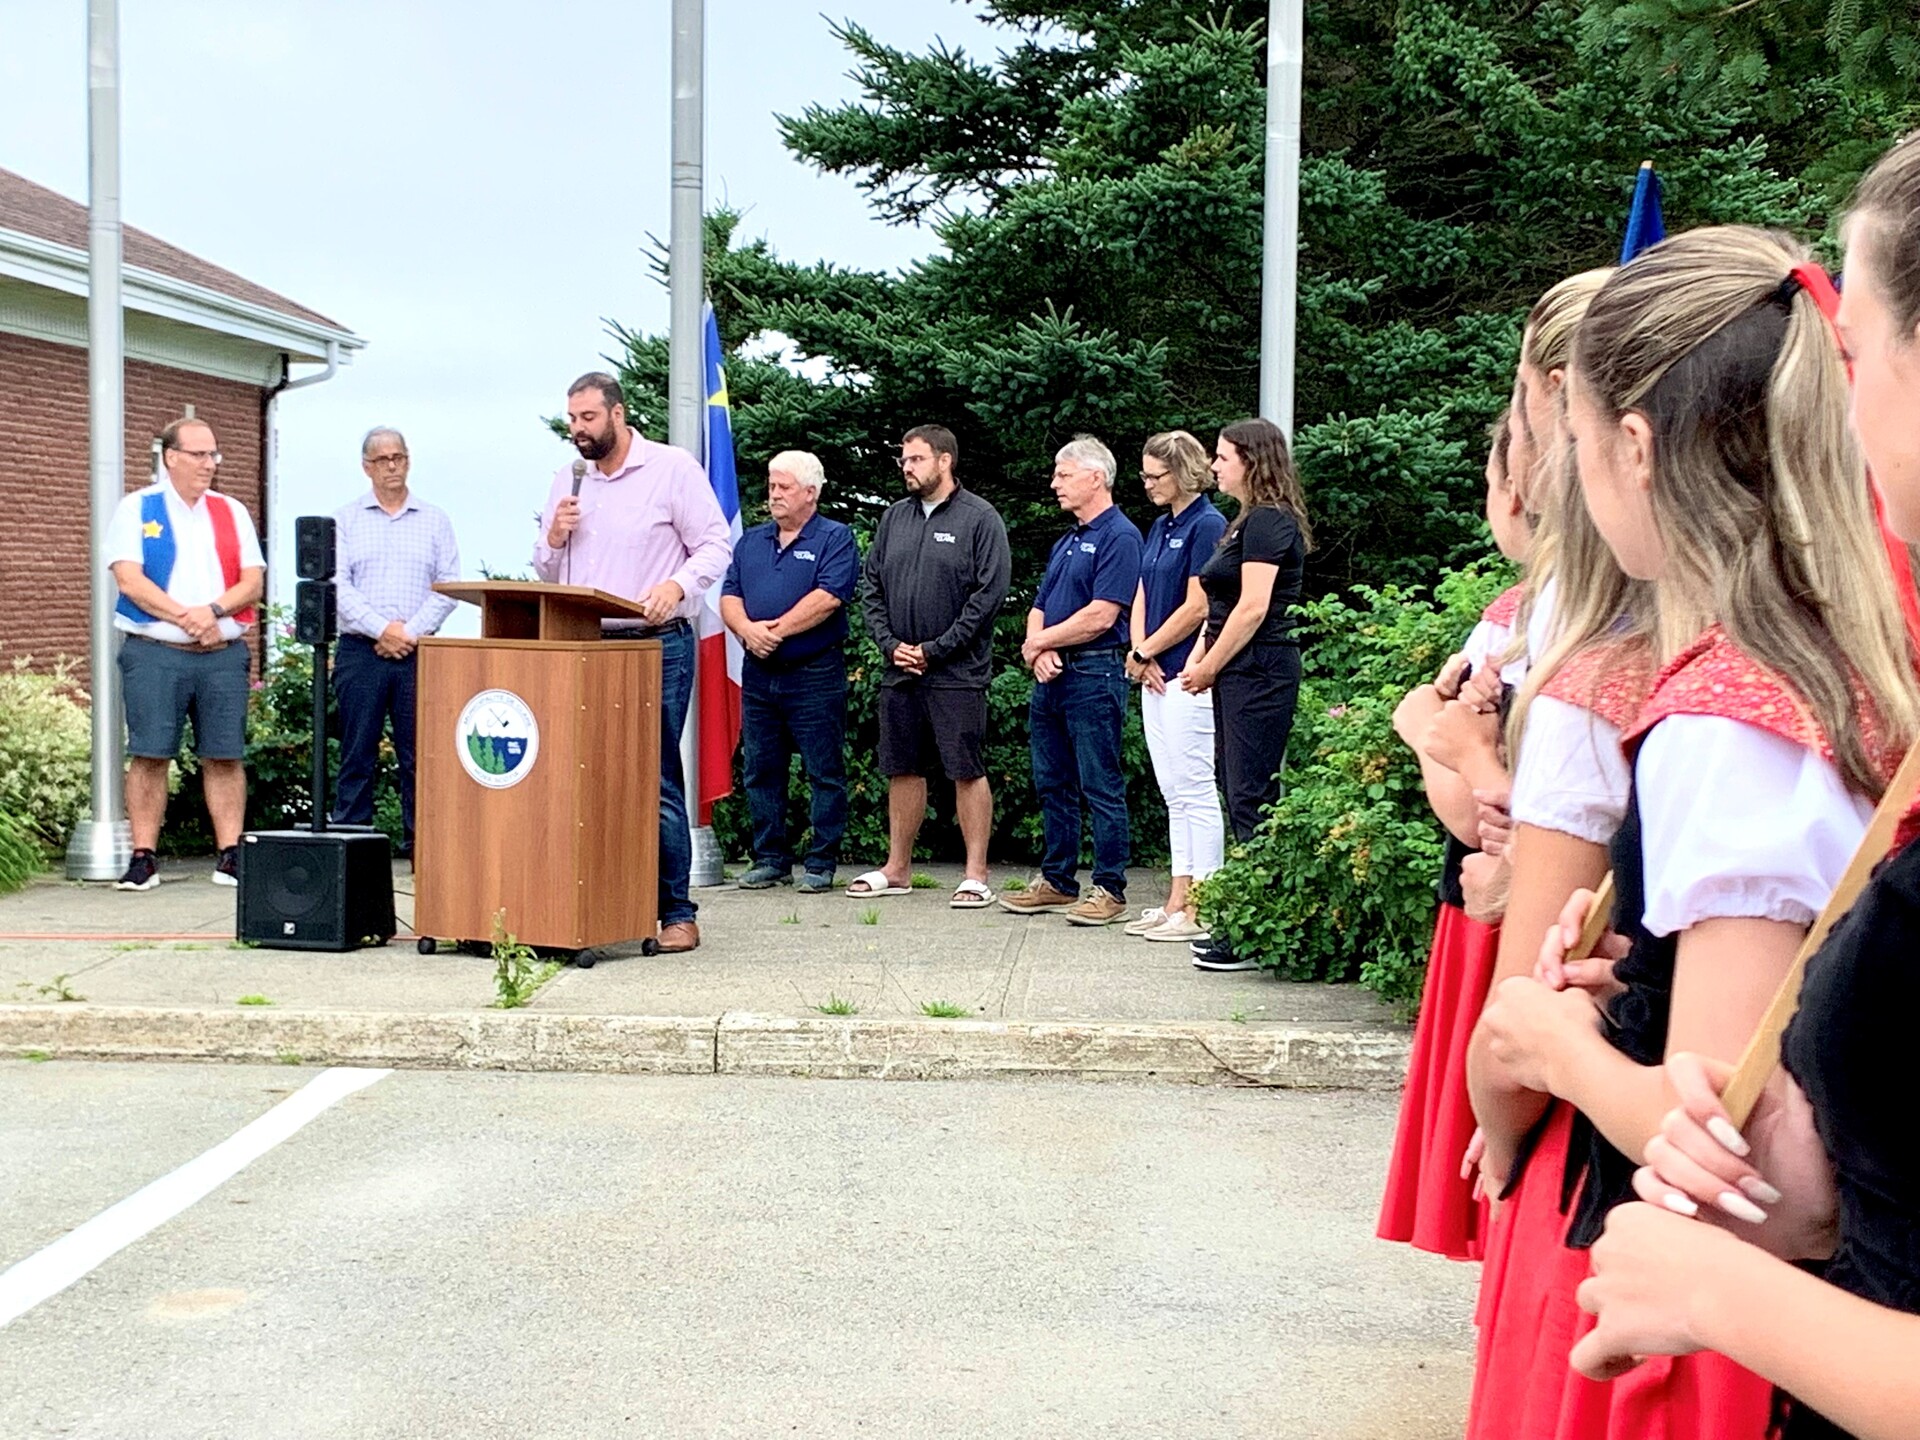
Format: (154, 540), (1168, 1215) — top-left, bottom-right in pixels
(0, 225), (363, 364)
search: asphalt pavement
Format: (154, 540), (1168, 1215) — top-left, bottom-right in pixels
(0, 1060), (1475, 1439)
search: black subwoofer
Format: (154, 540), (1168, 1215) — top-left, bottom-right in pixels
(237, 831), (396, 951)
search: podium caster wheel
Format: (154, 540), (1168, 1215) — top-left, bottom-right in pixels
(640, 939), (660, 957)
(416, 937), (437, 955)
(574, 949), (597, 970)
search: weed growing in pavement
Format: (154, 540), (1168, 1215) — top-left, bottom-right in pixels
(275, 1050), (303, 1065)
(1001, 876), (1027, 893)
(21, 1049), (51, 1062)
(109, 941), (145, 952)
(229, 938), (260, 950)
(236, 995), (273, 1007)
(858, 906), (880, 926)
(815, 993), (859, 1016)
(1227, 999), (1249, 1024)
(22, 974), (85, 1003)
(909, 872), (937, 889)
(919, 1000), (969, 1019)
(780, 911), (801, 925)
(488, 910), (559, 1009)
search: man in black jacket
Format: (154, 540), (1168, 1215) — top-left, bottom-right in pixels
(849, 424), (1012, 909)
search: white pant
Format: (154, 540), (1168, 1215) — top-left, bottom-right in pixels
(1140, 681), (1225, 881)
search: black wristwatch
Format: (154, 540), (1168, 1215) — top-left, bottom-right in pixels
(208, 602), (228, 620)
(1130, 648), (1150, 666)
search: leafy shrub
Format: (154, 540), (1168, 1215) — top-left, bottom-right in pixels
(1193, 563), (1515, 1013)
(0, 807), (45, 894)
(0, 656), (92, 850)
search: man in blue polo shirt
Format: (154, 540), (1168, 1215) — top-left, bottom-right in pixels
(1002, 434), (1144, 925)
(719, 451), (859, 893)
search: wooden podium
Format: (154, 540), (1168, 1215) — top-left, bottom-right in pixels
(413, 582), (662, 963)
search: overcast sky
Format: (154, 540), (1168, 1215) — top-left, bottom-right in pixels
(1, 0), (1002, 632)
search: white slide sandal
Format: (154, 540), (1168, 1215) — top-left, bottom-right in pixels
(846, 869), (912, 897)
(949, 878), (996, 909)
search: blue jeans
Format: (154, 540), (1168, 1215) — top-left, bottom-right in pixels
(741, 654), (849, 875)
(331, 636), (417, 842)
(1028, 648), (1129, 899)
(656, 623), (697, 926)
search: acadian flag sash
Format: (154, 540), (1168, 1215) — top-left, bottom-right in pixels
(116, 489), (257, 627)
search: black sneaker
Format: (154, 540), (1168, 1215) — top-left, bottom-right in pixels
(213, 846), (240, 887)
(116, 849), (159, 892)
(1192, 942), (1258, 973)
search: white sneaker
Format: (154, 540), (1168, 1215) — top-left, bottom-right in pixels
(1144, 911), (1210, 943)
(1121, 907), (1168, 937)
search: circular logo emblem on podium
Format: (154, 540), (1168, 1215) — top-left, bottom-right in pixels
(455, 689), (540, 789)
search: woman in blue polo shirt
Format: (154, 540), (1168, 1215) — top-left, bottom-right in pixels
(1124, 431), (1229, 943)
(1180, 417), (1313, 971)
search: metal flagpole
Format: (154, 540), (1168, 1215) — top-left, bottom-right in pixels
(669, 0), (721, 886)
(67, 0), (132, 881)
(1258, 0), (1303, 437)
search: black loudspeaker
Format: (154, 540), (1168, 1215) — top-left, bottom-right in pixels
(296, 515), (336, 580)
(294, 580), (336, 644)
(237, 831), (396, 951)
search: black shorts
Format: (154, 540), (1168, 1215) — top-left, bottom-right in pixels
(877, 683), (988, 781)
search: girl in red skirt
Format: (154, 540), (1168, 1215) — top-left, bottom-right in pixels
(1379, 410), (1531, 1261)
(1477, 225), (1919, 1440)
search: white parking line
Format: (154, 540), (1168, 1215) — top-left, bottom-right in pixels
(0, 1066), (391, 1328)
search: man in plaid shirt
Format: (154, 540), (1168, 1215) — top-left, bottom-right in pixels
(331, 427), (461, 856)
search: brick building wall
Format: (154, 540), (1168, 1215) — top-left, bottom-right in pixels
(0, 330), (268, 686)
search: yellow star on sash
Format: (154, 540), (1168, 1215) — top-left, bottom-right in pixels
(142, 520), (163, 539)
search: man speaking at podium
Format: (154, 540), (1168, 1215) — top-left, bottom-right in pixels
(532, 372), (732, 954)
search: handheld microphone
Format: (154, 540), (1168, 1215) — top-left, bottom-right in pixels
(565, 460), (588, 585)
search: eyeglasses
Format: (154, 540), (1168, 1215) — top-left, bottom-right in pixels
(168, 447), (222, 464)
(367, 454), (410, 467)
(1141, 468), (1171, 482)
(895, 454), (930, 470)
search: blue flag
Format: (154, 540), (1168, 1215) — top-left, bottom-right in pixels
(695, 300), (744, 822)
(1619, 162), (1666, 265)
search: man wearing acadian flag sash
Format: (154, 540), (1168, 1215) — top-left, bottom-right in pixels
(104, 418), (265, 892)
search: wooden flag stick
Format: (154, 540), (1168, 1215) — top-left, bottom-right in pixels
(1572, 872), (1616, 964)
(1719, 737), (1920, 1127)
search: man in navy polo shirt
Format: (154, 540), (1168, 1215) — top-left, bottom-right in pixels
(1001, 435), (1144, 925)
(719, 451), (859, 893)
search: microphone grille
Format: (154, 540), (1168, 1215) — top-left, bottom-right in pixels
(571, 459), (588, 478)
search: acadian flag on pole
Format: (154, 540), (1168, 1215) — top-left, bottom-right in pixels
(1619, 160), (1665, 265)
(697, 300), (744, 824)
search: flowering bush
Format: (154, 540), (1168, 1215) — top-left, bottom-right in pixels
(1192, 563), (1515, 1013)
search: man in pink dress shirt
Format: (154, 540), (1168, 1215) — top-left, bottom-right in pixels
(532, 372), (732, 952)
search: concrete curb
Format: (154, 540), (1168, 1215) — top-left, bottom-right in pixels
(0, 1005), (1410, 1088)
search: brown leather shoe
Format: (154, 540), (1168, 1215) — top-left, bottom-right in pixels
(657, 921), (700, 954)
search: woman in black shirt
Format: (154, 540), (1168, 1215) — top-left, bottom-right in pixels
(1180, 416), (1312, 971)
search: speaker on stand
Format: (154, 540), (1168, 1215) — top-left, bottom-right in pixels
(236, 516), (397, 951)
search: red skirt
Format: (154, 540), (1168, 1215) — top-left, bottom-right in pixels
(1377, 902), (1500, 1260)
(1468, 1105), (1776, 1440)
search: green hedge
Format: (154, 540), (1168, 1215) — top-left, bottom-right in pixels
(1194, 564), (1515, 1012)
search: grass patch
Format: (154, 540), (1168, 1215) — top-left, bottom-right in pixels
(229, 938), (261, 950)
(780, 911), (801, 925)
(919, 1000), (970, 1019)
(814, 993), (860, 1016)
(857, 906), (880, 926)
(275, 1050), (303, 1066)
(21, 1049), (51, 1063)
(1001, 876), (1027, 894)
(909, 872), (938, 889)
(236, 994), (273, 1007)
